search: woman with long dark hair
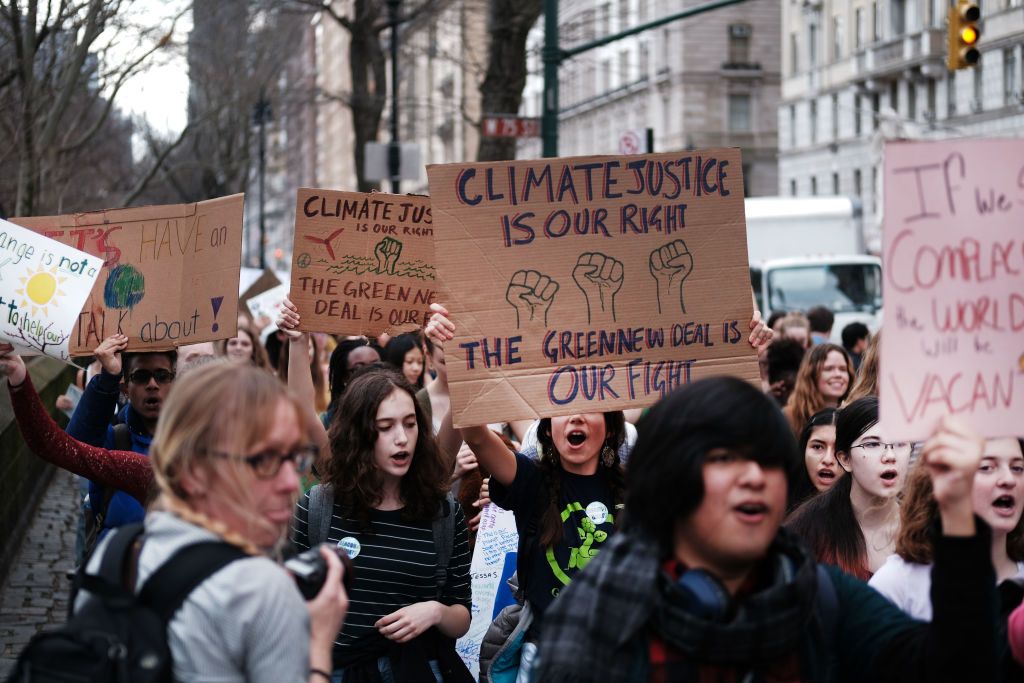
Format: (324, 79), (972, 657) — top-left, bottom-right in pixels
(279, 304), (472, 681)
(322, 337), (381, 427)
(786, 396), (909, 579)
(788, 408), (841, 509)
(382, 332), (426, 388)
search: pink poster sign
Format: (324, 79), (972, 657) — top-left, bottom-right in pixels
(880, 139), (1024, 441)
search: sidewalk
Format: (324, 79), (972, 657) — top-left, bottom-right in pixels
(0, 468), (79, 676)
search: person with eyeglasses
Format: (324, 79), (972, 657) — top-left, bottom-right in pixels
(787, 396), (911, 580)
(63, 335), (178, 552)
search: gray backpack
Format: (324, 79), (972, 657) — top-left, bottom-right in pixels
(305, 484), (458, 600)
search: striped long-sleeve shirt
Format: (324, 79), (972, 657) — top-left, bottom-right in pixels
(292, 491), (472, 667)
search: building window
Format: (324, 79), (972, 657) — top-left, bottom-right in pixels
(832, 172), (840, 194)
(638, 41), (649, 79)
(854, 168), (863, 197)
(855, 8), (864, 49)
(908, 83), (917, 120)
(871, 166), (878, 214)
(789, 105), (797, 147)
(810, 99), (818, 143)
(638, 0), (647, 23)
(619, 0), (629, 31)
(890, 81), (899, 114)
(927, 78), (937, 118)
(581, 10), (595, 41)
(831, 93), (839, 140)
(1005, 48), (1018, 104)
(811, 176), (818, 195)
(599, 4), (611, 35)
(832, 15), (843, 60)
(728, 24), (752, 65)
(729, 93), (752, 131)
(602, 59), (612, 92)
(891, 0), (905, 37)
(619, 50), (630, 86)
(790, 178), (798, 196)
(872, 92), (880, 130)
(854, 94), (862, 134)
(790, 32), (799, 74)
(809, 23), (818, 67)
(872, 2), (881, 41)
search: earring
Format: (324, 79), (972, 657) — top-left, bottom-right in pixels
(601, 445), (615, 467)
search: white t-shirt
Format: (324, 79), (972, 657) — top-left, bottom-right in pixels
(869, 553), (1024, 621)
(82, 511), (311, 682)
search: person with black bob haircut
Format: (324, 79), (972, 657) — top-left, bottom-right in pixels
(533, 376), (999, 683)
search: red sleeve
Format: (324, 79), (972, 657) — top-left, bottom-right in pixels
(8, 374), (154, 504)
(1010, 602), (1024, 666)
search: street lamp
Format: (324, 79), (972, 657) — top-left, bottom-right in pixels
(388, 0), (402, 193)
(253, 92), (272, 269)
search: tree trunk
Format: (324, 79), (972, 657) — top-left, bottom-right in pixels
(476, 0), (542, 162)
(347, 0), (387, 192)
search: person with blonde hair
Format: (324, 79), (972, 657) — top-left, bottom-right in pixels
(0, 346), (348, 682)
(218, 320), (272, 370)
(782, 342), (854, 437)
(845, 329), (881, 404)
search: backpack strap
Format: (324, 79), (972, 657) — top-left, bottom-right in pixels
(137, 541), (248, 623)
(431, 492), (457, 600)
(307, 484), (335, 548)
(71, 522), (147, 605)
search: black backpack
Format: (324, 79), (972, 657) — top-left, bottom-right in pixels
(11, 522), (246, 683)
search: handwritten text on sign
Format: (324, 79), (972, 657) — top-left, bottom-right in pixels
(0, 219), (103, 361)
(290, 189), (436, 337)
(13, 195), (244, 354)
(428, 151), (758, 428)
(880, 140), (1024, 440)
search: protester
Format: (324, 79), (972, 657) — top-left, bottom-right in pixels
(782, 342), (853, 436)
(278, 308), (473, 681)
(776, 312), (811, 349)
(322, 336), (381, 427)
(416, 338), (449, 433)
(3, 349), (349, 681)
(764, 337), (806, 407)
(870, 437), (1024, 619)
(846, 329), (881, 404)
(279, 334), (330, 414)
(806, 305), (834, 345)
(532, 377), (997, 682)
(786, 397), (910, 579)
(66, 334), (175, 544)
(383, 331), (426, 389)
(788, 407), (841, 509)
(841, 321), (870, 371)
(217, 320), (271, 370)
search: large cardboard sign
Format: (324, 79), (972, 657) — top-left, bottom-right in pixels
(881, 140), (1024, 440)
(13, 194), (244, 355)
(0, 218), (103, 361)
(427, 150), (757, 427)
(289, 189), (436, 337)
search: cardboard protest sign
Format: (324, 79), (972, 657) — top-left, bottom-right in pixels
(289, 189), (436, 337)
(246, 282), (289, 323)
(455, 504), (519, 678)
(427, 150), (757, 427)
(12, 194), (244, 355)
(0, 219), (103, 361)
(880, 139), (1024, 441)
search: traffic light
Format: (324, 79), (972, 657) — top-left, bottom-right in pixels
(947, 2), (981, 71)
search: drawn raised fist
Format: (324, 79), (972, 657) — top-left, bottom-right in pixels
(572, 252), (624, 325)
(374, 237), (403, 275)
(649, 240), (694, 314)
(506, 270), (559, 327)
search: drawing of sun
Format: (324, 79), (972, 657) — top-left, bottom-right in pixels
(15, 263), (67, 316)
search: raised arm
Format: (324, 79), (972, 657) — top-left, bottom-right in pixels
(1, 346), (152, 503)
(66, 334), (128, 445)
(425, 304), (518, 486)
(277, 298), (328, 453)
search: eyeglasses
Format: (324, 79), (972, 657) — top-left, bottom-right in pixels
(851, 440), (912, 457)
(209, 445), (318, 480)
(127, 368), (175, 385)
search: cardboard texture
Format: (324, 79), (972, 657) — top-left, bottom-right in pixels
(289, 189), (436, 337)
(12, 194), (244, 354)
(880, 139), (1024, 441)
(427, 150), (758, 427)
(0, 218), (104, 361)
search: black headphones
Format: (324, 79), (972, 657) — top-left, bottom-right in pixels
(670, 554), (797, 622)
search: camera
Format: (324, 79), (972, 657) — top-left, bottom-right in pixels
(285, 544), (354, 600)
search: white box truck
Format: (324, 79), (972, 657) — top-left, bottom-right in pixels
(745, 196), (883, 343)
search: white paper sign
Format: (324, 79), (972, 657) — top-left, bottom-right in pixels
(246, 282), (289, 322)
(456, 503), (520, 680)
(0, 219), (103, 362)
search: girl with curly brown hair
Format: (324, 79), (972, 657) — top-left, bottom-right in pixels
(782, 342), (854, 437)
(279, 302), (472, 681)
(870, 437), (1024, 620)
